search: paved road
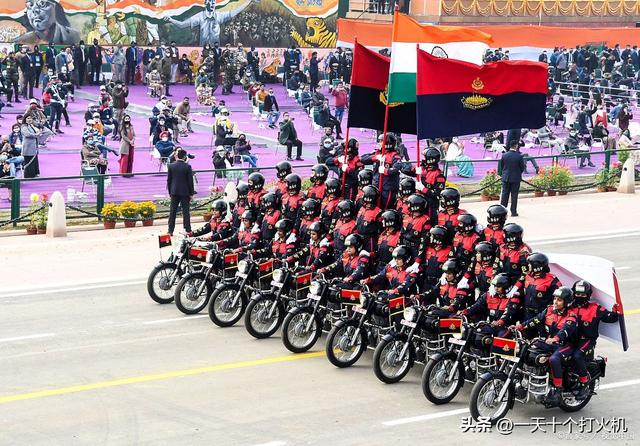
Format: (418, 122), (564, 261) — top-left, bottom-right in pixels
(1, 234), (639, 446)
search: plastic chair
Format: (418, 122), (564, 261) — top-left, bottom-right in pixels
(151, 147), (170, 172)
(80, 162), (99, 193)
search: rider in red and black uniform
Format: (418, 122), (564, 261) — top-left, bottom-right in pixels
(437, 187), (466, 235)
(364, 245), (417, 295)
(376, 210), (402, 273)
(230, 182), (250, 230)
(354, 169), (373, 212)
(281, 173), (305, 226)
(192, 199), (234, 242)
(297, 198), (321, 244)
(330, 199), (357, 259)
(318, 234), (371, 284)
(483, 204), (507, 248)
(462, 273), (521, 335)
(329, 138), (363, 201)
(254, 218), (299, 259)
(247, 172), (267, 218)
(522, 252), (563, 320)
(307, 164), (329, 200)
(355, 185), (382, 255)
(320, 177), (341, 231)
(496, 223), (531, 287)
(421, 225), (453, 289)
(432, 259), (473, 315)
(225, 210), (262, 253)
(258, 192), (281, 241)
(286, 221), (334, 272)
(463, 241), (498, 294)
(395, 177), (415, 217)
(363, 133), (403, 209)
(409, 147), (446, 224)
(450, 213), (481, 272)
(401, 194), (431, 264)
(273, 161), (292, 198)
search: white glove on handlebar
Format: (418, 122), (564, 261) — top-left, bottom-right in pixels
(407, 263), (420, 274)
(376, 154), (385, 162)
(415, 166), (423, 176)
(341, 164), (348, 172)
(439, 272), (448, 285)
(286, 233), (297, 244)
(457, 276), (469, 289)
(251, 223), (261, 234)
(506, 287), (518, 298)
(378, 165), (385, 174)
(415, 180), (425, 191)
(488, 284), (497, 296)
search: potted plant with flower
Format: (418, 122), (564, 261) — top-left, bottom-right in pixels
(607, 161), (623, 191)
(530, 171), (547, 197)
(478, 169), (501, 201)
(101, 203), (120, 229)
(26, 193), (41, 235)
(547, 165), (574, 196)
(118, 201), (140, 228)
(138, 201), (157, 227)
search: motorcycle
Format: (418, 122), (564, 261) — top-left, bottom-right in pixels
(281, 276), (350, 353)
(147, 238), (199, 304)
(371, 300), (457, 384)
(173, 246), (238, 315)
(208, 255), (274, 327)
(421, 319), (496, 404)
(469, 329), (606, 423)
(325, 287), (402, 368)
(244, 265), (312, 339)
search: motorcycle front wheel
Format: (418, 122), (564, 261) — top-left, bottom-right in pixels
(174, 272), (213, 315)
(208, 283), (246, 327)
(422, 355), (464, 404)
(373, 336), (413, 384)
(244, 295), (283, 339)
(147, 263), (178, 304)
(325, 320), (366, 368)
(281, 309), (322, 353)
(469, 375), (513, 424)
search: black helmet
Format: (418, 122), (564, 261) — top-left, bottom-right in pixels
(260, 192), (279, 210)
(423, 147), (441, 166)
(440, 187), (460, 208)
(362, 185), (379, 205)
(248, 172), (265, 191)
(241, 209), (256, 222)
(337, 200), (356, 219)
(344, 234), (363, 250)
(310, 164), (329, 184)
(347, 138), (359, 156)
(503, 223), (524, 246)
(442, 259), (461, 275)
(430, 225), (449, 245)
(275, 218), (294, 234)
(275, 161), (292, 179)
(302, 198), (321, 218)
(456, 213), (477, 234)
(392, 245), (412, 263)
(399, 177), (416, 197)
(491, 273), (511, 291)
(407, 194), (427, 214)
(212, 199), (227, 213)
(285, 173), (302, 194)
(553, 286), (574, 307)
(325, 177), (341, 196)
(381, 210), (401, 229)
(358, 169), (373, 187)
(383, 133), (397, 151)
(527, 252), (549, 275)
(487, 204), (508, 225)
(308, 221), (326, 237)
(236, 181), (249, 199)
(475, 241), (496, 263)
(572, 280), (593, 304)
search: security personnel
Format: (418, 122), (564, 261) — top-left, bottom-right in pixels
(483, 204), (508, 248)
(318, 234), (370, 283)
(281, 173), (305, 225)
(259, 192), (281, 241)
(307, 164), (329, 200)
(273, 161), (292, 197)
(414, 147), (446, 223)
(571, 280), (620, 399)
(286, 221), (333, 271)
(433, 259), (473, 315)
(376, 210), (402, 272)
(297, 198), (321, 244)
(364, 133), (403, 209)
(523, 252), (563, 320)
(421, 225), (453, 289)
(396, 177), (415, 216)
(320, 177), (341, 231)
(363, 245), (417, 296)
(401, 194), (431, 264)
(255, 218), (298, 259)
(247, 172), (267, 216)
(354, 169), (374, 211)
(330, 200), (358, 258)
(497, 223), (531, 286)
(461, 273), (521, 334)
(226, 210), (262, 253)
(450, 213), (481, 271)
(330, 138), (363, 201)
(230, 182), (250, 230)
(437, 188), (466, 235)
(355, 185), (383, 254)
(515, 287), (578, 405)
(192, 199), (234, 241)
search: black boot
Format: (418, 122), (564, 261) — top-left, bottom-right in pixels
(575, 382), (590, 400)
(545, 387), (562, 406)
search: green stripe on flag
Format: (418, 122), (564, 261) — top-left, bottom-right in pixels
(388, 73), (417, 103)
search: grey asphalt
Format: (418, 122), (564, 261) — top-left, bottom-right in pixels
(0, 235), (639, 446)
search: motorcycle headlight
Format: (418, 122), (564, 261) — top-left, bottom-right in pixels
(238, 260), (248, 273)
(309, 281), (321, 295)
(403, 307), (416, 322)
(205, 251), (215, 264)
(359, 294), (366, 306)
(273, 269), (284, 283)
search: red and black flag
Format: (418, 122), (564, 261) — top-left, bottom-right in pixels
(158, 234), (172, 249)
(348, 41), (417, 135)
(416, 49), (547, 139)
(491, 336), (518, 358)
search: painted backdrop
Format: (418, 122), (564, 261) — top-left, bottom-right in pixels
(0, 0), (338, 47)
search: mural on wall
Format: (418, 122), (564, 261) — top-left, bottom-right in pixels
(0, 0), (338, 47)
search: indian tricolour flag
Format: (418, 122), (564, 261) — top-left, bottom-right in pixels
(388, 12), (493, 104)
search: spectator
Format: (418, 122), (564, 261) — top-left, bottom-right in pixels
(255, 84), (268, 114)
(81, 132), (108, 174)
(617, 104), (633, 132)
(330, 81), (348, 123)
(213, 145), (232, 177)
(0, 136), (24, 177)
(178, 54), (193, 83)
(88, 39), (102, 85)
(8, 124), (23, 153)
(21, 114), (40, 178)
(119, 114), (135, 175)
(309, 51), (323, 91)
(30, 45), (44, 89)
(278, 112), (303, 161)
(592, 121), (616, 151)
(155, 131), (175, 158)
(160, 51), (172, 96)
(153, 116), (173, 145)
(167, 149), (194, 236)
(317, 101), (343, 139)
(174, 97), (193, 136)
(125, 42), (137, 85)
(234, 134), (257, 169)
(263, 88), (280, 129)
(299, 84), (312, 114)
(214, 108), (234, 146)
(499, 140), (525, 217)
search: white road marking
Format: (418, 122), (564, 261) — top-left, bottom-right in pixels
(619, 278), (640, 283)
(616, 266), (632, 270)
(0, 280), (146, 299)
(142, 315), (209, 325)
(599, 378), (640, 390)
(531, 232), (640, 246)
(251, 442), (286, 446)
(0, 333), (56, 344)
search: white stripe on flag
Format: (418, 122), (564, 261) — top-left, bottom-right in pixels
(390, 41), (489, 73)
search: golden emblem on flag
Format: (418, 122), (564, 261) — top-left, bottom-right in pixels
(449, 323), (456, 330)
(379, 84), (402, 108)
(503, 344), (511, 352)
(463, 77), (491, 110)
(472, 77), (484, 91)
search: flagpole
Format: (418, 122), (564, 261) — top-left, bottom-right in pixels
(342, 37), (356, 199)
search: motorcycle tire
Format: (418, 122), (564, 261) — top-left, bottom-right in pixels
(174, 272), (213, 315)
(281, 308), (322, 353)
(422, 355), (464, 404)
(373, 335), (413, 384)
(147, 263), (178, 304)
(558, 381), (595, 412)
(325, 320), (366, 368)
(244, 295), (283, 339)
(208, 282), (247, 327)
(469, 374), (513, 424)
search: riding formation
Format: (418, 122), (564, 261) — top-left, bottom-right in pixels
(146, 136), (620, 424)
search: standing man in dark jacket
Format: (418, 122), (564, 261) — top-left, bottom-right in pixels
(73, 41), (88, 87)
(142, 47), (155, 84)
(30, 45), (44, 89)
(125, 42), (138, 85)
(45, 42), (56, 71)
(263, 88), (280, 129)
(499, 141), (525, 217)
(167, 149), (195, 236)
(88, 39), (102, 85)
